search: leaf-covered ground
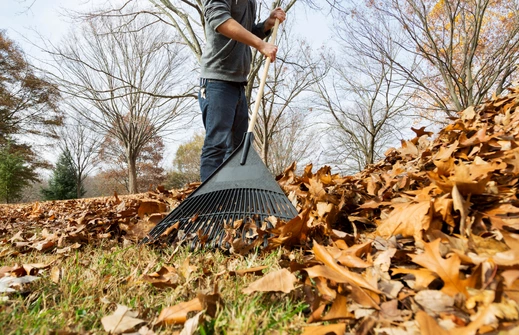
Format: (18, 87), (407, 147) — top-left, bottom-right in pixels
(2, 87), (519, 334)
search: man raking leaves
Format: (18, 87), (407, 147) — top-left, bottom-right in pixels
(142, 1), (298, 248)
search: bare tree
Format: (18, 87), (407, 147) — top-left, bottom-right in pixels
(149, 0), (206, 61)
(335, 0), (519, 121)
(53, 117), (101, 198)
(44, 11), (194, 193)
(313, 41), (412, 174)
(98, 128), (166, 193)
(266, 110), (317, 175)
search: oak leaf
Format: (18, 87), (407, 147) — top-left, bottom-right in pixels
(141, 265), (179, 288)
(501, 270), (519, 289)
(504, 150), (519, 174)
(391, 268), (437, 290)
(50, 266), (62, 284)
(458, 125), (491, 147)
(310, 242), (379, 292)
(101, 304), (145, 334)
(398, 140), (419, 157)
(433, 141), (459, 162)
(179, 311), (203, 335)
(415, 290), (455, 313)
(410, 239), (473, 297)
(137, 200), (167, 218)
(452, 184), (471, 235)
(301, 323), (346, 335)
(492, 231), (519, 266)
(415, 311), (449, 335)
(155, 298), (203, 325)
(485, 204), (519, 230)
(376, 200), (432, 239)
(229, 265), (268, 276)
(242, 268), (297, 294)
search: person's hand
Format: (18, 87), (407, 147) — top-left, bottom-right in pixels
(265, 7), (286, 30)
(259, 41), (278, 62)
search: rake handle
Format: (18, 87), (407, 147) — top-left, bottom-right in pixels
(241, 18), (280, 165)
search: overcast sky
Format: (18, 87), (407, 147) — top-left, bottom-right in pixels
(1, 0), (331, 51)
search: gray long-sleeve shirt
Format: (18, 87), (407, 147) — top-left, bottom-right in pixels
(201, 0), (269, 83)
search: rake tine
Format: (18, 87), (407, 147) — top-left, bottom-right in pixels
(207, 189), (235, 245)
(183, 195), (211, 235)
(210, 189), (235, 237)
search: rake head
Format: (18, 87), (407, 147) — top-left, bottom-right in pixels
(141, 187), (297, 249)
(141, 134), (298, 249)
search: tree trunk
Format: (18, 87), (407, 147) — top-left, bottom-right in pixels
(128, 156), (138, 194)
(261, 124), (269, 168)
(76, 173), (82, 199)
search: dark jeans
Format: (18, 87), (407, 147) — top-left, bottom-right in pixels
(199, 79), (248, 182)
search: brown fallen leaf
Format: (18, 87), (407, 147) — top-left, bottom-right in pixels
(410, 239), (474, 297)
(300, 323), (346, 335)
(308, 242), (380, 294)
(485, 204), (519, 230)
(155, 298), (203, 325)
(336, 253), (372, 268)
(415, 310), (449, 335)
(242, 268), (297, 294)
(492, 231), (519, 266)
(180, 257), (197, 282)
(320, 294), (354, 321)
(137, 200), (167, 219)
(268, 211), (310, 249)
(350, 283), (381, 309)
(229, 265), (268, 276)
(101, 304), (145, 334)
(452, 184), (471, 235)
(414, 290), (455, 313)
(399, 139), (419, 157)
(141, 266), (179, 288)
(22, 263), (50, 275)
(502, 270), (519, 288)
(179, 311), (203, 335)
(50, 266), (62, 284)
(391, 268), (437, 290)
(376, 200), (432, 239)
(0, 265), (26, 277)
(197, 292), (222, 318)
(431, 161), (491, 195)
(378, 299), (403, 322)
(136, 326), (157, 335)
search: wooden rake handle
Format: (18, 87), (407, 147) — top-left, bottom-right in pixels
(247, 18), (280, 133)
(240, 19), (280, 165)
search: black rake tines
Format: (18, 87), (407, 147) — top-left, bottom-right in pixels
(141, 188), (297, 249)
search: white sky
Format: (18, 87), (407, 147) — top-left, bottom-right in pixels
(1, 0), (331, 55)
(1, 0), (332, 168)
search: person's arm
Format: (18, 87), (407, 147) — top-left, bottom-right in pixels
(217, 7), (286, 61)
(217, 19), (278, 61)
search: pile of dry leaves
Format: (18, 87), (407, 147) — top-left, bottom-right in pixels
(2, 86), (519, 334)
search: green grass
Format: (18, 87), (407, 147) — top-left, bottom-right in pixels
(0, 242), (309, 334)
